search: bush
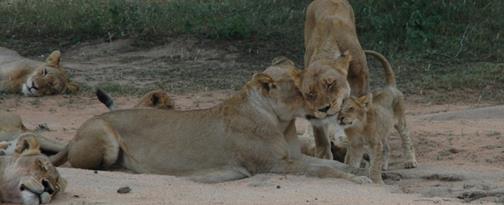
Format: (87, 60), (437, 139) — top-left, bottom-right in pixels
(0, 0), (501, 61)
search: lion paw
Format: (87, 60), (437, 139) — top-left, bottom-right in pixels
(351, 176), (372, 184)
(40, 192), (52, 204)
(404, 160), (417, 169)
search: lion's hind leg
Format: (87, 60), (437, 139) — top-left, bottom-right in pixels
(394, 96), (417, 169)
(187, 167), (251, 183)
(68, 119), (121, 170)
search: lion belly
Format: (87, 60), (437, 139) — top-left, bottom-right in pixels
(98, 109), (236, 175)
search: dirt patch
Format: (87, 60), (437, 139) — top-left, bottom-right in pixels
(1, 40), (504, 204)
(60, 38), (271, 94)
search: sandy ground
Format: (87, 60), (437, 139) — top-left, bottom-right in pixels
(1, 94), (503, 205)
(1, 40), (504, 204)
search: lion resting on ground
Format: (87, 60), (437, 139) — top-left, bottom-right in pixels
(300, 0), (370, 159)
(96, 88), (173, 111)
(337, 50), (417, 183)
(0, 47), (79, 96)
(0, 111), (65, 155)
(0, 134), (66, 205)
(51, 58), (371, 184)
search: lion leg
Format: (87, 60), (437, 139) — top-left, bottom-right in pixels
(344, 144), (365, 169)
(312, 124), (333, 160)
(369, 140), (384, 184)
(271, 156), (371, 184)
(394, 100), (417, 169)
(68, 120), (121, 170)
(382, 137), (390, 171)
(35, 134), (65, 154)
(187, 167), (252, 183)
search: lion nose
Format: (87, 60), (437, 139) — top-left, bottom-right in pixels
(318, 105), (330, 113)
(338, 116), (345, 123)
(42, 180), (54, 195)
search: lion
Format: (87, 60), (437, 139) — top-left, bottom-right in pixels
(50, 58), (371, 184)
(96, 88), (174, 111)
(0, 111), (66, 156)
(0, 134), (66, 204)
(0, 47), (79, 96)
(300, 0), (372, 160)
(337, 50), (417, 183)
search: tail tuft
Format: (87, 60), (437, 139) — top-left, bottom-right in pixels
(96, 88), (116, 111)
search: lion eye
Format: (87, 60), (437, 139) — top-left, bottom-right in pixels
(306, 92), (317, 100)
(327, 81), (336, 89)
(348, 107), (354, 112)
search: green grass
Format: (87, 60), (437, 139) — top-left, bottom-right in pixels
(0, 0), (502, 102)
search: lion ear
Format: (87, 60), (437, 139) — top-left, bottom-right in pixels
(288, 68), (303, 89)
(46, 50), (62, 68)
(271, 56), (295, 66)
(252, 73), (276, 93)
(357, 93), (372, 109)
(65, 82), (80, 94)
(15, 134), (40, 155)
(333, 50), (352, 76)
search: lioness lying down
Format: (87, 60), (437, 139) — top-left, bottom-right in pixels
(0, 47), (79, 96)
(51, 59), (371, 184)
(0, 134), (66, 205)
(338, 51), (417, 183)
(0, 111), (65, 156)
(96, 88), (173, 111)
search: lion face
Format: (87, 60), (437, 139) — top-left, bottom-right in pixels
(337, 95), (371, 128)
(1, 154), (66, 205)
(298, 53), (352, 120)
(0, 134), (66, 204)
(21, 50), (79, 97)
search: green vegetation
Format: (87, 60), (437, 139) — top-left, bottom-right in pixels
(0, 0), (502, 102)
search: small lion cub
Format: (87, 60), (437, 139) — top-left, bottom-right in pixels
(337, 51), (417, 183)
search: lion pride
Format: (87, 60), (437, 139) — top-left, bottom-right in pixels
(51, 58), (371, 184)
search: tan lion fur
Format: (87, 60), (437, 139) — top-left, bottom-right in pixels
(96, 88), (173, 111)
(298, 0), (370, 159)
(0, 47), (79, 96)
(0, 135), (66, 204)
(50, 58), (371, 184)
(338, 51), (417, 183)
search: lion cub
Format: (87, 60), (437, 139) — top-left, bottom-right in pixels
(337, 51), (417, 183)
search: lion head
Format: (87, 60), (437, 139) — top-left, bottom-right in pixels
(136, 89), (173, 109)
(244, 57), (305, 121)
(0, 135), (66, 204)
(296, 51), (352, 120)
(337, 94), (372, 128)
(21, 50), (79, 97)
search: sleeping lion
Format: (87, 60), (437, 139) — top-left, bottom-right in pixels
(0, 47), (79, 96)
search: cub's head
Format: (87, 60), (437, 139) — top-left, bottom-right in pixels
(297, 51), (352, 120)
(244, 57), (305, 121)
(22, 50), (79, 96)
(136, 90), (174, 109)
(337, 94), (372, 128)
(1, 135), (66, 204)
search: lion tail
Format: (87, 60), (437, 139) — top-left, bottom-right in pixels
(96, 88), (117, 111)
(49, 144), (69, 166)
(364, 50), (396, 87)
